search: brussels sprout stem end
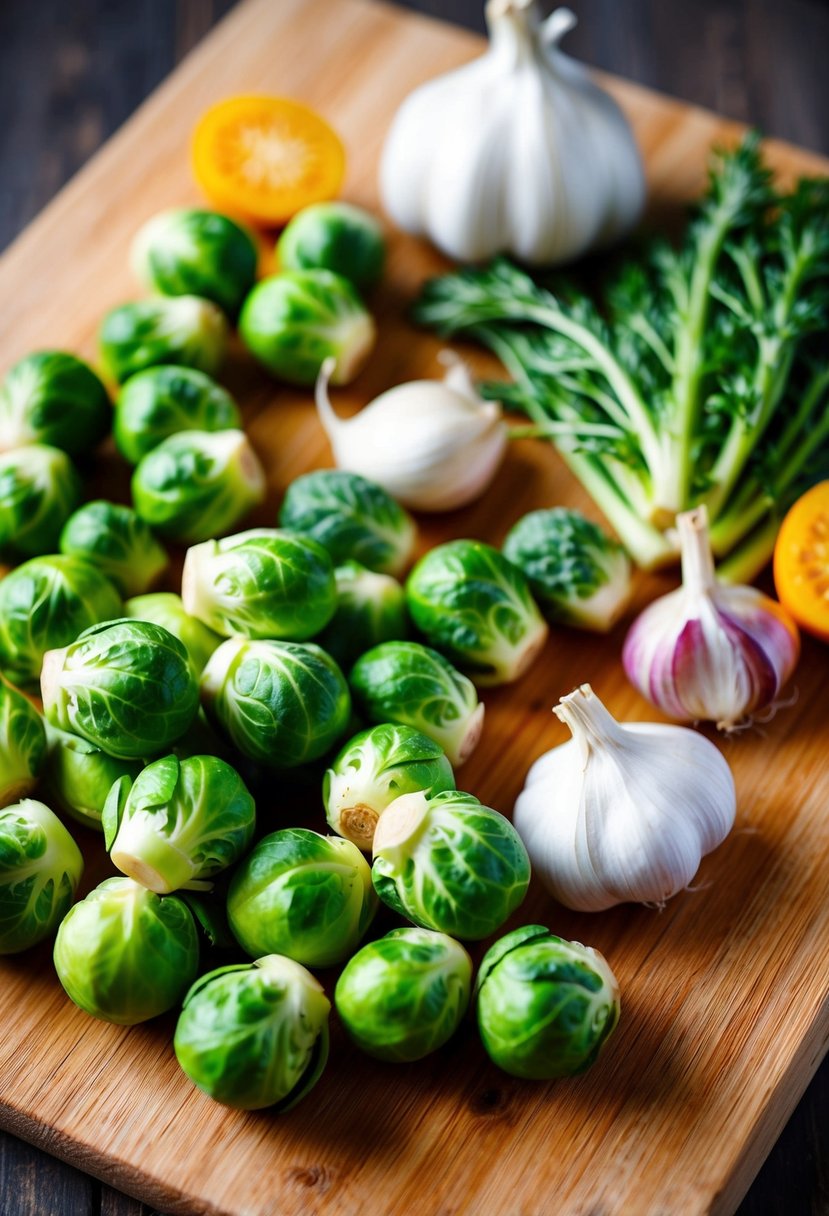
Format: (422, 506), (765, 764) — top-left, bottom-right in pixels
(339, 803), (379, 851)
(372, 790), (430, 857)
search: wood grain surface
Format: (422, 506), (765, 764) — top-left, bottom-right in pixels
(0, 1), (828, 1214)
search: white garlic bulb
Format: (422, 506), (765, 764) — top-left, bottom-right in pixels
(315, 354), (507, 511)
(513, 684), (736, 911)
(379, 1), (645, 264)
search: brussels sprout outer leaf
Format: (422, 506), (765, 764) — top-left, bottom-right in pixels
(472, 924), (553, 996)
(132, 209), (258, 317)
(123, 593), (222, 679)
(0, 799), (83, 954)
(0, 682), (47, 807)
(43, 725), (143, 833)
(0, 445), (82, 558)
(180, 891), (238, 952)
(276, 202), (386, 291)
(102, 774), (131, 851)
(314, 561), (409, 669)
(99, 296), (228, 384)
(114, 365), (241, 465)
(59, 500), (169, 598)
(0, 351), (110, 456)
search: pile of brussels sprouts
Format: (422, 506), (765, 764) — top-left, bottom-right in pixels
(0, 195), (623, 1114)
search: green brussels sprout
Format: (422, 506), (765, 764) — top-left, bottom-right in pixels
(0, 798), (83, 954)
(53, 876), (199, 1024)
(41, 619), (199, 760)
(277, 202), (386, 292)
(372, 789), (530, 940)
(502, 509), (632, 632)
(323, 723), (454, 851)
(200, 638), (350, 768)
(0, 350), (110, 456)
(239, 270), (376, 386)
(104, 753), (256, 894)
(123, 592), (221, 678)
(181, 528), (336, 641)
(131, 208), (258, 317)
(99, 296), (228, 383)
(0, 444), (82, 558)
(59, 500), (169, 597)
(42, 723), (143, 832)
(335, 927), (471, 1062)
(227, 828), (376, 968)
(349, 641), (484, 768)
(174, 955), (330, 1110)
(131, 429), (265, 544)
(114, 365), (241, 465)
(279, 470), (416, 577)
(0, 555), (122, 687)
(474, 926), (621, 1079)
(314, 560), (409, 669)
(406, 539), (549, 686)
(0, 681), (47, 807)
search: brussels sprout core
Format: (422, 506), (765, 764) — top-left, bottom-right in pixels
(370, 789), (429, 856)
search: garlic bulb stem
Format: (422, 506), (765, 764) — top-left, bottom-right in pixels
(679, 507), (716, 593)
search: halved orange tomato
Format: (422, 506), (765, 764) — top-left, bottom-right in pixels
(192, 96), (345, 227)
(773, 481), (829, 643)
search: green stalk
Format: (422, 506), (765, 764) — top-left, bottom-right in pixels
(715, 514), (780, 584)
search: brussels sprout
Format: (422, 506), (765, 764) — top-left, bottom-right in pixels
(99, 296), (228, 383)
(335, 927), (471, 1062)
(0, 350), (110, 456)
(53, 876), (199, 1024)
(114, 365), (241, 465)
(323, 723), (454, 851)
(59, 500), (168, 597)
(279, 470), (416, 577)
(201, 638), (350, 768)
(131, 429), (265, 544)
(314, 560), (409, 669)
(277, 203), (386, 292)
(41, 619), (199, 760)
(227, 828), (376, 967)
(0, 799), (83, 954)
(181, 528), (336, 641)
(349, 641), (484, 768)
(174, 955), (330, 1110)
(104, 753), (256, 894)
(123, 592), (221, 678)
(132, 209), (258, 317)
(43, 723), (143, 832)
(502, 509), (632, 632)
(239, 270), (376, 386)
(0, 681), (47, 807)
(372, 789), (530, 940)
(0, 555), (122, 687)
(474, 926), (621, 1079)
(406, 539), (549, 686)
(0, 444), (81, 558)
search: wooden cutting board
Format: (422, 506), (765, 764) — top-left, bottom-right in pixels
(1, 2), (827, 1214)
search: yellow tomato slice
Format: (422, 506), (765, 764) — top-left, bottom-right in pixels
(192, 96), (345, 227)
(773, 481), (829, 643)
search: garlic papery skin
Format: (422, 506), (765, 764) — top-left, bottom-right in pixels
(378, 1), (645, 265)
(513, 684), (736, 912)
(623, 507), (800, 731)
(315, 355), (508, 511)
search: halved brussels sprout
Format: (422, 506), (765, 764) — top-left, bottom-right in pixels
(181, 528), (335, 640)
(277, 202), (386, 291)
(59, 500), (168, 597)
(53, 876), (199, 1023)
(0, 444), (81, 558)
(41, 619), (199, 760)
(406, 539), (549, 685)
(502, 509), (632, 632)
(239, 269), (375, 386)
(0, 555), (122, 687)
(104, 753), (256, 894)
(323, 723), (454, 851)
(99, 296), (228, 383)
(131, 208), (258, 317)
(174, 955), (330, 1110)
(0, 350), (110, 456)
(0, 799), (83, 954)
(43, 723), (143, 832)
(372, 789), (530, 940)
(0, 681), (47, 807)
(474, 926), (621, 1079)
(114, 365), (241, 465)
(349, 641), (484, 768)
(279, 469), (416, 577)
(314, 560), (408, 669)
(123, 592), (221, 678)
(335, 927), (471, 1062)
(131, 429), (266, 544)
(200, 638), (350, 768)
(227, 828), (376, 967)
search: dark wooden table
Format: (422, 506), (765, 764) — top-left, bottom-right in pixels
(1, 2), (828, 1213)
